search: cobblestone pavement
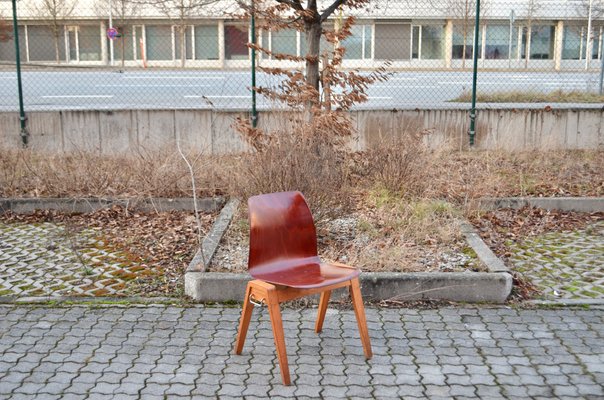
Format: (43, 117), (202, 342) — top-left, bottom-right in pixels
(0, 304), (603, 399)
(507, 221), (604, 301)
(0, 223), (149, 297)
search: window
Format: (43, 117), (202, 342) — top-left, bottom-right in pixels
(582, 26), (601, 60)
(174, 25), (193, 61)
(563, 26), (582, 60)
(195, 25), (219, 60)
(342, 24), (372, 59)
(111, 25), (134, 62)
(225, 25), (249, 60)
(28, 25), (66, 62)
(529, 25), (555, 60)
(0, 25), (25, 61)
(374, 24), (411, 60)
(485, 25), (509, 59)
(452, 24), (481, 60)
(146, 25), (171, 60)
(412, 26), (420, 59)
(421, 25), (444, 59)
(79, 25), (102, 61)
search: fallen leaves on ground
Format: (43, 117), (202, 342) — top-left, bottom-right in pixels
(0, 206), (216, 297)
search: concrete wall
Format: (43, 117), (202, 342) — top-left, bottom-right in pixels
(1, 107), (602, 153)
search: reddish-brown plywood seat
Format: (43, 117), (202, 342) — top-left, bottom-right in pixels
(234, 191), (372, 386)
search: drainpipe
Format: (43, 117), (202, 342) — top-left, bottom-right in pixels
(468, 0), (480, 147)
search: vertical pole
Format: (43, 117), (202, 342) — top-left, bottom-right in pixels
(109, 0), (114, 66)
(250, 0), (258, 128)
(599, 31), (604, 95)
(586, 0), (593, 70)
(468, 0), (480, 147)
(11, 0), (27, 147)
(508, 10), (514, 69)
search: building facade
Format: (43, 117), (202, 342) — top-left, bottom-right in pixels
(0, 0), (602, 71)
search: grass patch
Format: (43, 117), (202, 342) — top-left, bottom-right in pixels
(452, 89), (604, 103)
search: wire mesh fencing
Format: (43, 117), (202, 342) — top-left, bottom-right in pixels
(0, 0), (603, 112)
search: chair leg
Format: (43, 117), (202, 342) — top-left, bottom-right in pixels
(266, 289), (291, 385)
(315, 290), (331, 333)
(234, 282), (255, 355)
(349, 277), (373, 359)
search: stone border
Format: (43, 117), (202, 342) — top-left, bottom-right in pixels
(478, 197), (604, 213)
(184, 201), (514, 304)
(0, 197), (224, 214)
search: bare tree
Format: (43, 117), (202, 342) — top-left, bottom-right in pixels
(94, 0), (140, 68)
(30, 0), (76, 63)
(575, 0), (604, 67)
(522, 0), (542, 68)
(149, 0), (220, 67)
(443, 0), (489, 69)
(240, 0), (373, 109)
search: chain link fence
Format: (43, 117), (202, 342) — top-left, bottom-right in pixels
(0, 0), (603, 112)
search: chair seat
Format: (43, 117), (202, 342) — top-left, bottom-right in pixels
(250, 258), (360, 289)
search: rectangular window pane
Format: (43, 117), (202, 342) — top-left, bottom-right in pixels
(0, 26), (25, 61)
(364, 25), (372, 59)
(68, 28), (77, 61)
(563, 26), (581, 60)
(452, 25), (480, 59)
(343, 25), (363, 59)
(175, 26), (193, 61)
(79, 25), (101, 61)
(28, 25), (66, 62)
(271, 28), (297, 56)
(135, 26), (144, 60)
(412, 26), (419, 59)
(225, 25), (248, 60)
(195, 25), (218, 60)
(112, 25), (133, 61)
(421, 25), (443, 59)
(530, 25), (554, 59)
(374, 24), (411, 60)
(146, 25), (172, 60)
(485, 25), (509, 59)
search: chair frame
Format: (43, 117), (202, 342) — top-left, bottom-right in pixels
(234, 276), (372, 385)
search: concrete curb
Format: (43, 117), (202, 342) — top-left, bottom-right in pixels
(185, 272), (512, 303)
(0, 197), (224, 214)
(0, 296), (179, 305)
(478, 197), (604, 213)
(184, 204), (514, 304)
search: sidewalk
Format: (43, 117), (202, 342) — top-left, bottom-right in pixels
(0, 304), (602, 399)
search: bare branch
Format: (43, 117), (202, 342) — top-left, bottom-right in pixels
(275, 0), (303, 11)
(320, 0), (347, 21)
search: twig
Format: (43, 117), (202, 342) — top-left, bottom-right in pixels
(176, 138), (207, 268)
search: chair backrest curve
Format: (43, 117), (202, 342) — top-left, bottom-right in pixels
(247, 191), (319, 273)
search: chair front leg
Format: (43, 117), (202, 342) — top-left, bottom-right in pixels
(234, 282), (255, 355)
(266, 288), (291, 385)
(349, 277), (373, 359)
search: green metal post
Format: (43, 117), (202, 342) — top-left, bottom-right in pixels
(11, 0), (28, 147)
(468, 0), (480, 147)
(250, 0), (258, 128)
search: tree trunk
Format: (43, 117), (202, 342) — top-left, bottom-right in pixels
(304, 20), (322, 117)
(305, 19), (322, 97)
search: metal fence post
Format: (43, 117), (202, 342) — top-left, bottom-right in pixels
(468, 0), (481, 147)
(11, 0), (28, 147)
(250, 0), (258, 128)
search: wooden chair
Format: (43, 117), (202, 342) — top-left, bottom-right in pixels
(233, 191), (372, 385)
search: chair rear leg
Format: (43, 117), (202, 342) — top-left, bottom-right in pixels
(349, 277), (373, 359)
(267, 290), (291, 385)
(315, 290), (331, 333)
(234, 282), (255, 355)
